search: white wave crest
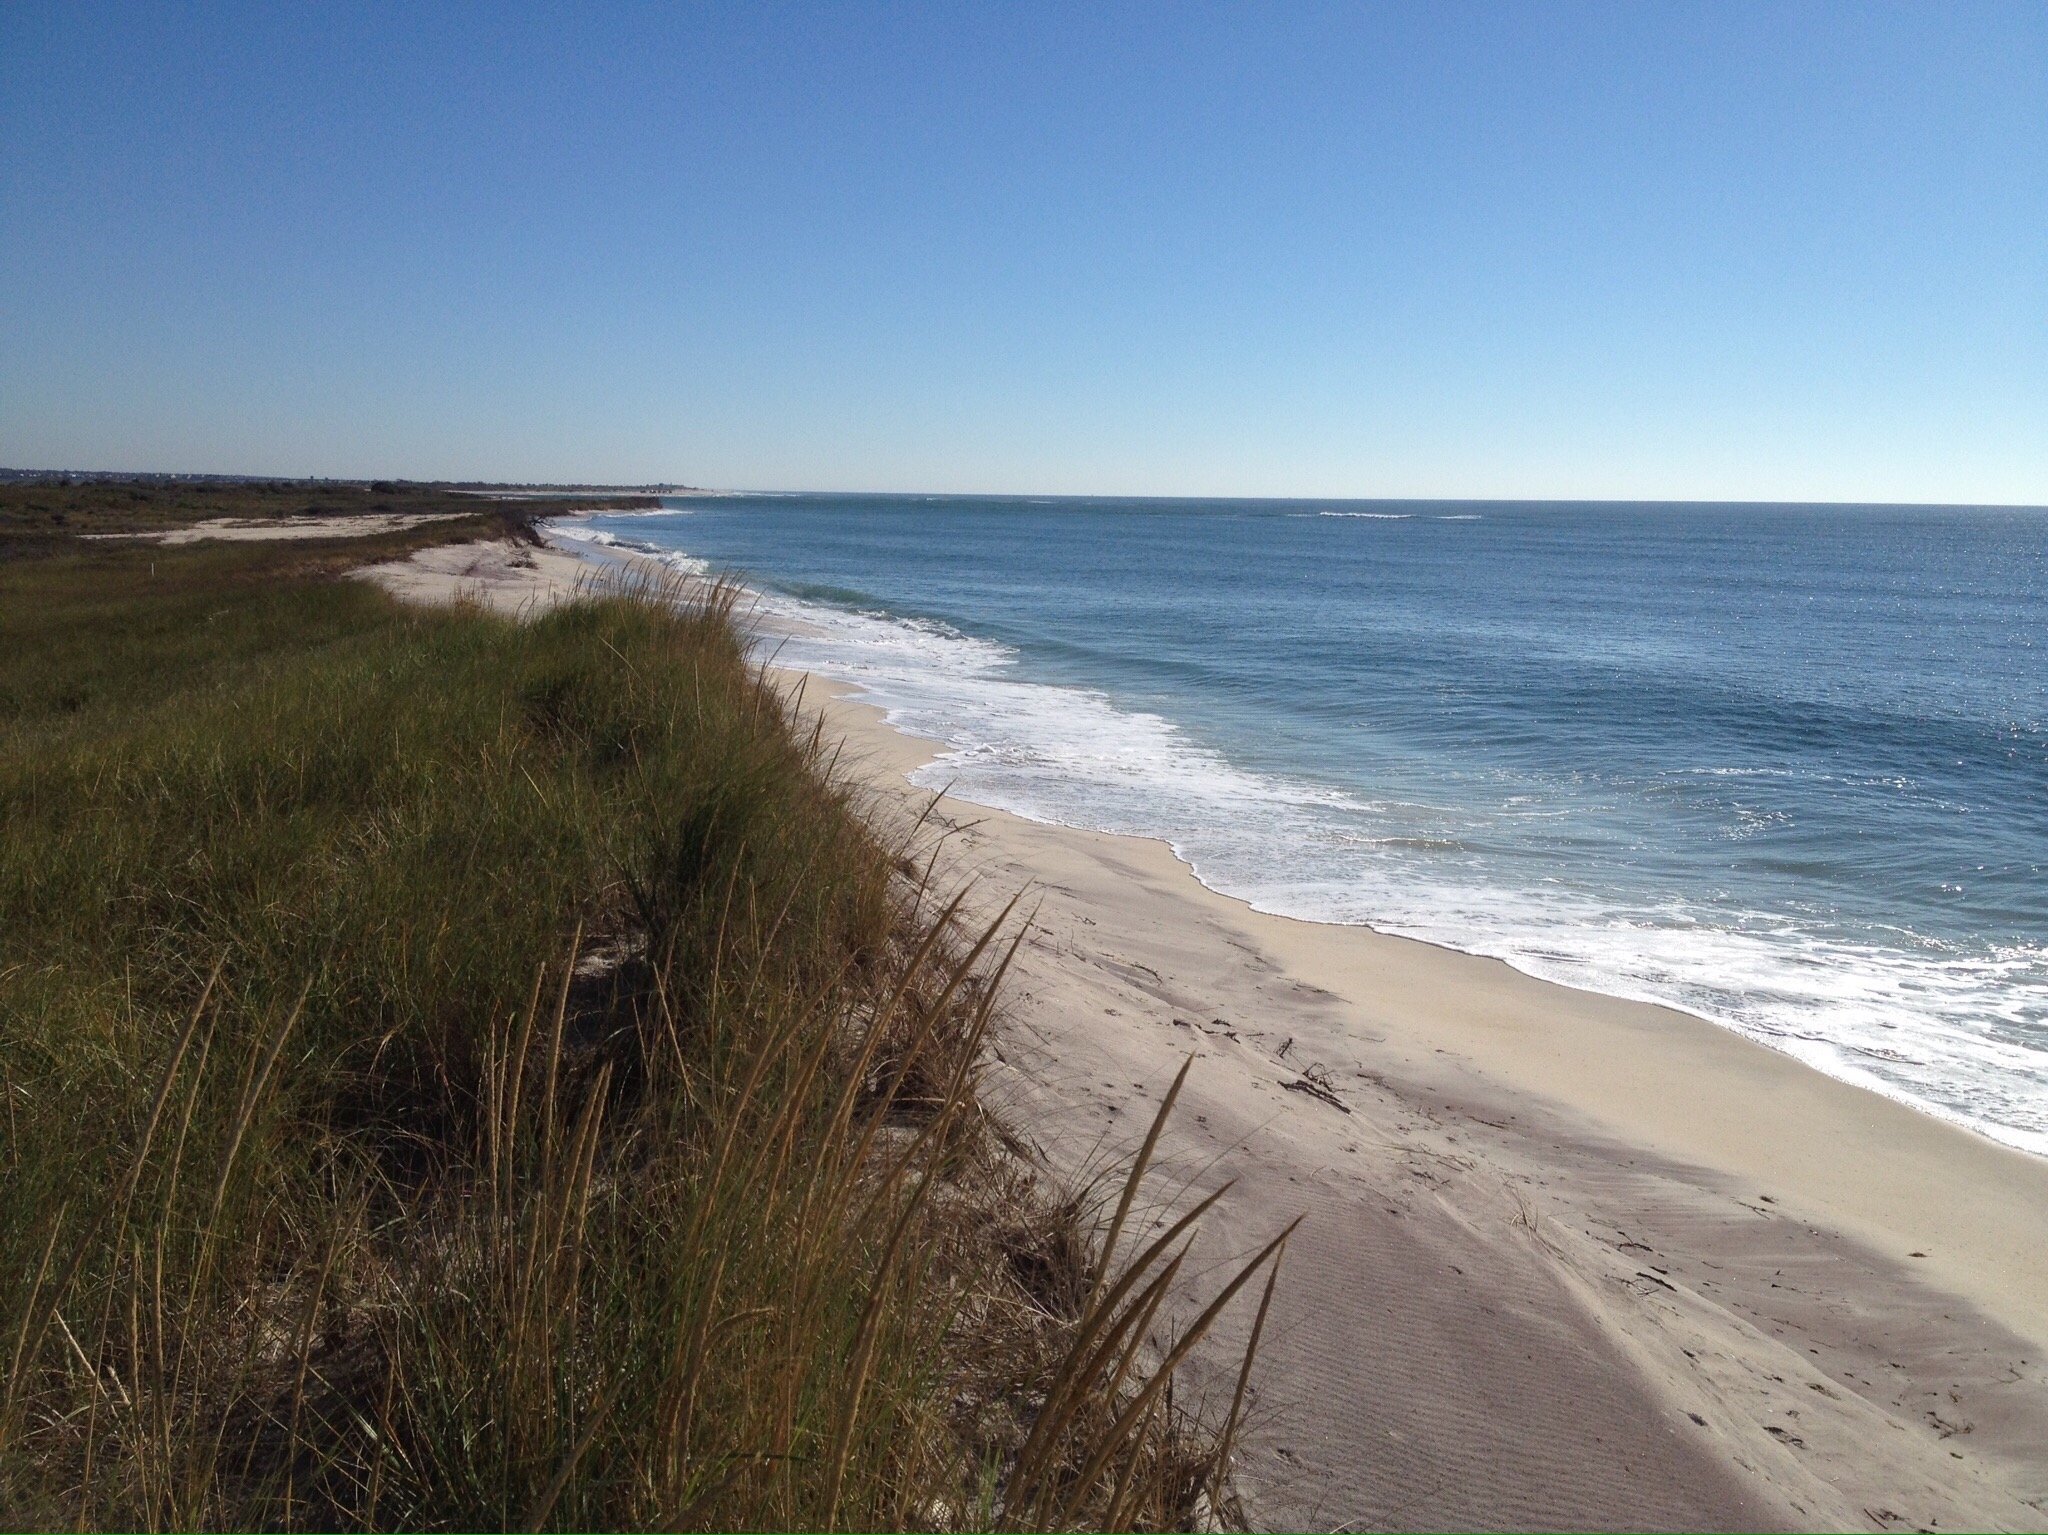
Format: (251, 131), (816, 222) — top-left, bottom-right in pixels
(541, 520), (710, 576)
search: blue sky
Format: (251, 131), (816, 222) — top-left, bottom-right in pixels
(3, 2), (2043, 502)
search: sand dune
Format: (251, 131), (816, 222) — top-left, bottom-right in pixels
(87, 512), (470, 543)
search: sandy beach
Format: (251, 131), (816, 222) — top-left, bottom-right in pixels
(84, 511), (474, 543)
(368, 537), (2048, 1532)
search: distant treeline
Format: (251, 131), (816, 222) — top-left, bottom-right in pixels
(0, 467), (695, 492)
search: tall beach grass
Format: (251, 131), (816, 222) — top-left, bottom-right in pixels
(0, 521), (1281, 1531)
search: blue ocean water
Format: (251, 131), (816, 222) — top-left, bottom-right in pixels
(554, 495), (2048, 1154)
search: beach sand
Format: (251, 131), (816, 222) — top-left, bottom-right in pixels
(368, 539), (2048, 1532)
(85, 511), (474, 543)
(346, 533), (599, 603)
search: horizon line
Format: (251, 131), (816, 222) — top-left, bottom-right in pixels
(7, 466), (2045, 513)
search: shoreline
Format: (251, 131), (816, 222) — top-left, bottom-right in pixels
(368, 533), (2048, 1530)
(801, 678), (2048, 1312)
(538, 512), (2044, 1164)
(793, 675), (2048, 1531)
(910, 739), (2045, 1165)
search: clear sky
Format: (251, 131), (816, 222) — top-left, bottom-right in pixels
(3, 2), (2043, 502)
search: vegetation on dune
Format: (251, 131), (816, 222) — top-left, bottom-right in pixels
(0, 478), (652, 559)
(0, 508), (1281, 1530)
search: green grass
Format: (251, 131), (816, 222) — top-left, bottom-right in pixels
(0, 516), (1280, 1531)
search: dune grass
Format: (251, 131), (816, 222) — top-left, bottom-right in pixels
(0, 527), (1280, 1530)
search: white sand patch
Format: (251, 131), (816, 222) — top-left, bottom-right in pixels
(87, 513), (469, 544)
(357, 538), (597, 612)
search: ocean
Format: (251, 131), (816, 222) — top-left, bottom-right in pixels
(552, 495), (2048, 1155)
